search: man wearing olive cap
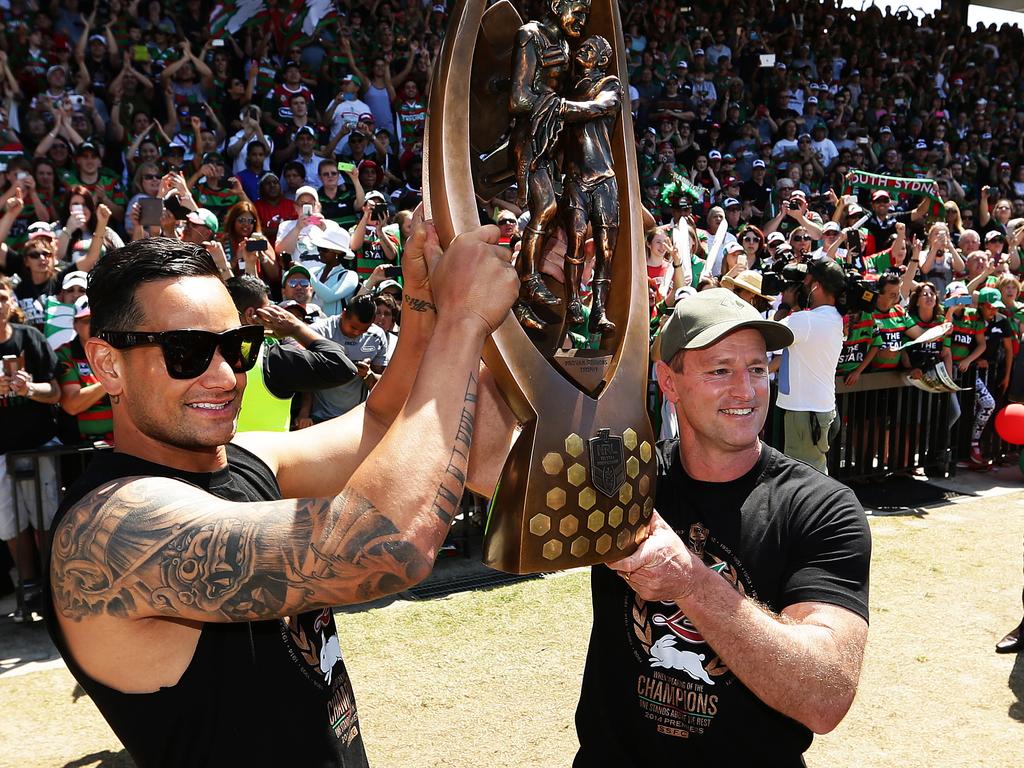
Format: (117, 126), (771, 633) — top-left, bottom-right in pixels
(574, 289), (870, 766)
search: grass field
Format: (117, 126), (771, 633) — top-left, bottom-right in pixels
(1, 490), (1022, 768)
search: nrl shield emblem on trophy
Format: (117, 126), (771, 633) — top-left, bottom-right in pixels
(424, 0), (655, 573)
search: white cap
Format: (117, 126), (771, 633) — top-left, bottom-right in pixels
(62, 270), (89, 290)
(295, 185), (319, 203)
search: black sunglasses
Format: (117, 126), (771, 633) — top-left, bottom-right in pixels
(792, 235), (812, 242)
(97, 326), (264, 379)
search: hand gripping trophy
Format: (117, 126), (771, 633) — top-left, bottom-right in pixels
(425, 0), (655, 573)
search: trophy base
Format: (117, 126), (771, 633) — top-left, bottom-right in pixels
(482, 422), (655, 574)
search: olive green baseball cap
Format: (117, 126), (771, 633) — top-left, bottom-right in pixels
(654, 288), (794, 362)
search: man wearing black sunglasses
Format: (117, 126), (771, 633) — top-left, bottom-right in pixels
(43, 230), (519, 767)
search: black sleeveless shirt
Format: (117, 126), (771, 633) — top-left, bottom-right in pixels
(43, 444), (369, 768)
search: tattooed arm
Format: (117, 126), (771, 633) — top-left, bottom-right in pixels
(52, 227), (518, 624)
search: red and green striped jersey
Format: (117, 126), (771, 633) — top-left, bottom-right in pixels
(837, 311), (882, 374)
(193, 181), (241, 219)
(1005, 301), (1024, 341)
(944, 308), (985, 363)
(869, 305), (915, 370)
(352, 225), (400, 279)
(59, 169), (127, 208)
(56, 338), (113, 439)
(395, 98), (426, 148)
(864, 249), (895, 275)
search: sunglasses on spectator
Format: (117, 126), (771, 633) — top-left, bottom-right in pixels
(741, 235), (761, 243)
(142, 173), (161, 181)
(236, 216), (255, 225)
(287, 278), (311, 288)
(25, 251), (49, 259)
(321, 170), (339, 177)
(792, 235), (812, 242)
(97, 326), (264, 380)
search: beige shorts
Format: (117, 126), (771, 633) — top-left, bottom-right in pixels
(0, 452), (59, 541)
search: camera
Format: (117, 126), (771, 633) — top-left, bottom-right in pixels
(371, 202), (388, 220)
(761, 259), (808, 296)
(842, 269), (877, 314)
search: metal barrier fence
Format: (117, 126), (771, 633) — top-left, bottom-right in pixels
(824, 373), (956, 480)
(651, 369), (1012, 481)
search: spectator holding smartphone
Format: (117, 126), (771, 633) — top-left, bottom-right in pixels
(350, 190), (399, 280)
(0, 274), (61, 622)
(318, 159), (365, 230)
(220, 201), (279, 283)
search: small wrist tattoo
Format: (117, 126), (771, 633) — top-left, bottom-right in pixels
(405, 296), (437, 313)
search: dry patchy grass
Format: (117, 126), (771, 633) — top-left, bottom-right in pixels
(2, 492), (1023, 768)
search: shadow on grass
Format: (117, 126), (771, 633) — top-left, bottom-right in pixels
(1009, 652), (1024, 722)
(61, 749), (134, 768)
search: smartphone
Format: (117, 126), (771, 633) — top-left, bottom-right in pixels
(68, 94), (85, 108)
(138, 196), (164, 227)
(71, 204), (85, 218)
(132, 44), (151, 62)
(759, 54), (776, 67)
(15, 171), (27, 180)
(302, 204), (313, 217)
(337, 161), (355, 173)
(246, 238), (269, 252)
(383, 265), (402, 278)
(248, 106), (259, 121)
(212, 38), (225, 47)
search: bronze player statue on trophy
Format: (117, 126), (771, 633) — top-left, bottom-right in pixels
(508, 0), (592, 331)
(560, 34), (620, 334)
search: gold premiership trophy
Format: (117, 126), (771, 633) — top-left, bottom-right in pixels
(424, 0), (655, 573)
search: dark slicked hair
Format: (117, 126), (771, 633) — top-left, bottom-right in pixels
(88, 237), (220, 336)
(226, 275), (268, 314)
(345, 293), (377, 324)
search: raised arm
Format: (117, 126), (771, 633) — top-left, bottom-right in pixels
(53, 226), (519, 624)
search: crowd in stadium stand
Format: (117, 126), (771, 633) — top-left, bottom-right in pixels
(2, 0), (1024, 616)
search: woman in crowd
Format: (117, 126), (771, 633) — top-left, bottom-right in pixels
(736, 224), (767, 273)
(645, 227), (674, 305)
(124, 163), (163, 239)
(221, 201), (280, 283)
(979, 188), (1013, 238)
(904, 282), (949, 376)
(789, 225), (814, 261)
(56, 187), (126, 265)
(30, 158), (61, 224)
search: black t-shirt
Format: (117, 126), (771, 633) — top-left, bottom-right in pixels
(983, 314), (1013, 376)
(864, 211), (913, 255)
(15, 273), (64, 328)
(43, 444), (369, 768)
(0, 323), (58, 453)
(574, 441), (870, 767)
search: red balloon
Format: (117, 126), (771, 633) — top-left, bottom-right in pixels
(995, 404), (1024, 445)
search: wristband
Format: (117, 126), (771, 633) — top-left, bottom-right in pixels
(672, 261), (683, 268)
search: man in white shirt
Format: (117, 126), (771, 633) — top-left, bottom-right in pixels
(810, 123), (838, 168)
(772, 258), (846, 473)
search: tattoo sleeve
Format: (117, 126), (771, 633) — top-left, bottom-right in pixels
(52, 374), (481, 622)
